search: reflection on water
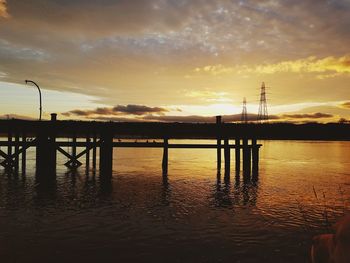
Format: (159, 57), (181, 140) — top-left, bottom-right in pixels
(0, 140), (350, 263)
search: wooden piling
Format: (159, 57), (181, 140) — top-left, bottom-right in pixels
(216, 116), (222, 174)
(224, 138), (230, 177)
(36, 131), (56, 179)
(243, 138), (251, 176)
(8, 132), (12, 157)
(14, 133), (19, 171)
(72, 135), (77, 165)
(92, 134), (97, 169)
(252, 138), (259, 175)
(235, 139), (240, 172)
(99, 132), (113, 179)
(86, 136), (90, 169)
(22, 134), (26, 173)
(162, 138), (169, 175)
(217, 139), (221, 173)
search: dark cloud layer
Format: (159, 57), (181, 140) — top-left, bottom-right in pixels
(5, 0), (209, 36)
(63, 104), (168, 117)
(0, 113), (34, 120)
(63, 107), (280, 123)
(340, 102), (350, 109)
(142, 113), (280, 123)
(282, 112), (333, 119)
(113, 105), (167, 115)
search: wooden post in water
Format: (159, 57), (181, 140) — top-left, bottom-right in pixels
(252, 138), (259, 176)
(22, 133), (26, 173)
(86, 136), (90, 169)
(243, 138), (251, 176)
(162, 138), (169, 175)
(36, 131), (56, 179)
(216, 116), (222, 174)
(92, 134), (97, 169)
(14, 133), (19, 172)
(99, 132), (113, 179)
(72, 135), (77, 166)
(8, 132), (12, 160)
(224, 138), (230, 177)
(235, 139), (240, 172)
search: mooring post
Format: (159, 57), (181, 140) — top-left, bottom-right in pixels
(72, 135), (77, 165)
(86, 136), (90, 169)
(100, 132), (113, 179)
(224, 138), (230, 177)
(216, 116), (222, 173)
(235, 138), (240, 172)
(8, 132), (12, 158)
(22, 133), (26, 174)
(252, 138), (259, 175)
(162, 138), (169, 175)
(243, 138), (251, 176)
(36, 131), (56, 179)
(14, 133), (20, 172)
(92, 134), (97, 169)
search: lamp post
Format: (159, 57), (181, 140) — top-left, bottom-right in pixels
(25, 80), (42, 121)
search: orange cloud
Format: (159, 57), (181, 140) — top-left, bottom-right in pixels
(195, 55), (350, 77)
(339, 102), (350, 109)
(0, 0), (10, 18)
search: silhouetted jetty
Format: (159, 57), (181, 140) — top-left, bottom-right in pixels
(0, 117), (349, 180)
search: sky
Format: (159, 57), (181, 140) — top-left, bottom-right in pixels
(0, 0), (350, 122)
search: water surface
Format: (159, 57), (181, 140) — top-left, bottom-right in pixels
(0, 140), (349, 263)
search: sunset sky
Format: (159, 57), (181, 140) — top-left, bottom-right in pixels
(0, 0), (349, 122)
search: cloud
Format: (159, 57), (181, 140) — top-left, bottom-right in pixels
(108, 113), (280, 123)
(0, 113), (34, 120)
(339, 102), (350, 109)
(113, 104), (168, 115)
(4, 0), (209, 36)
(282, 112), (333, 119)
(142, 114), (245, 123)
(184, 89), (232, 102)
(194, 55), (350, 77)
(0, 0), (350, 108)
(63, 104), (168, 117)
(0, 0), (9, 18)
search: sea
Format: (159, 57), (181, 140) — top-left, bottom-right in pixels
(0, 140), (349, 263)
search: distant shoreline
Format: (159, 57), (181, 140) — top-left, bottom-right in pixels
(0, 119), (349, 141)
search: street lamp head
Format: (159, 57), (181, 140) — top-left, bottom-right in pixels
(24, 79), (42, 121)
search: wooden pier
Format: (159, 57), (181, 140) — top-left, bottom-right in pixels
(0, 116), (262, 179)
(2, 117), (349, 180)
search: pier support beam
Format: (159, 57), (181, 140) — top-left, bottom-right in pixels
(217, 139), (221, 174)
(22, 134), (26, 174)
(235, 139), (240, 172)
(8, 132), (12, 161)
(224, 138), (230, 177)
(100, 132), (113, 180)
(14, 133), (19, 172)
(243, 138), (251, 176)
(86, 136), (90, 169)
(216, 116), (222, 174)
(92, 134), (97, 169)
(162, 138), (169, 175)
(252, 139), (259, 176)
(36, 132), (56, 179)
(72, 135), (77, 164)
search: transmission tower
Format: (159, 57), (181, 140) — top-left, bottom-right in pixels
(241, 97), (248, 123)
(257, 82), (269, 122)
